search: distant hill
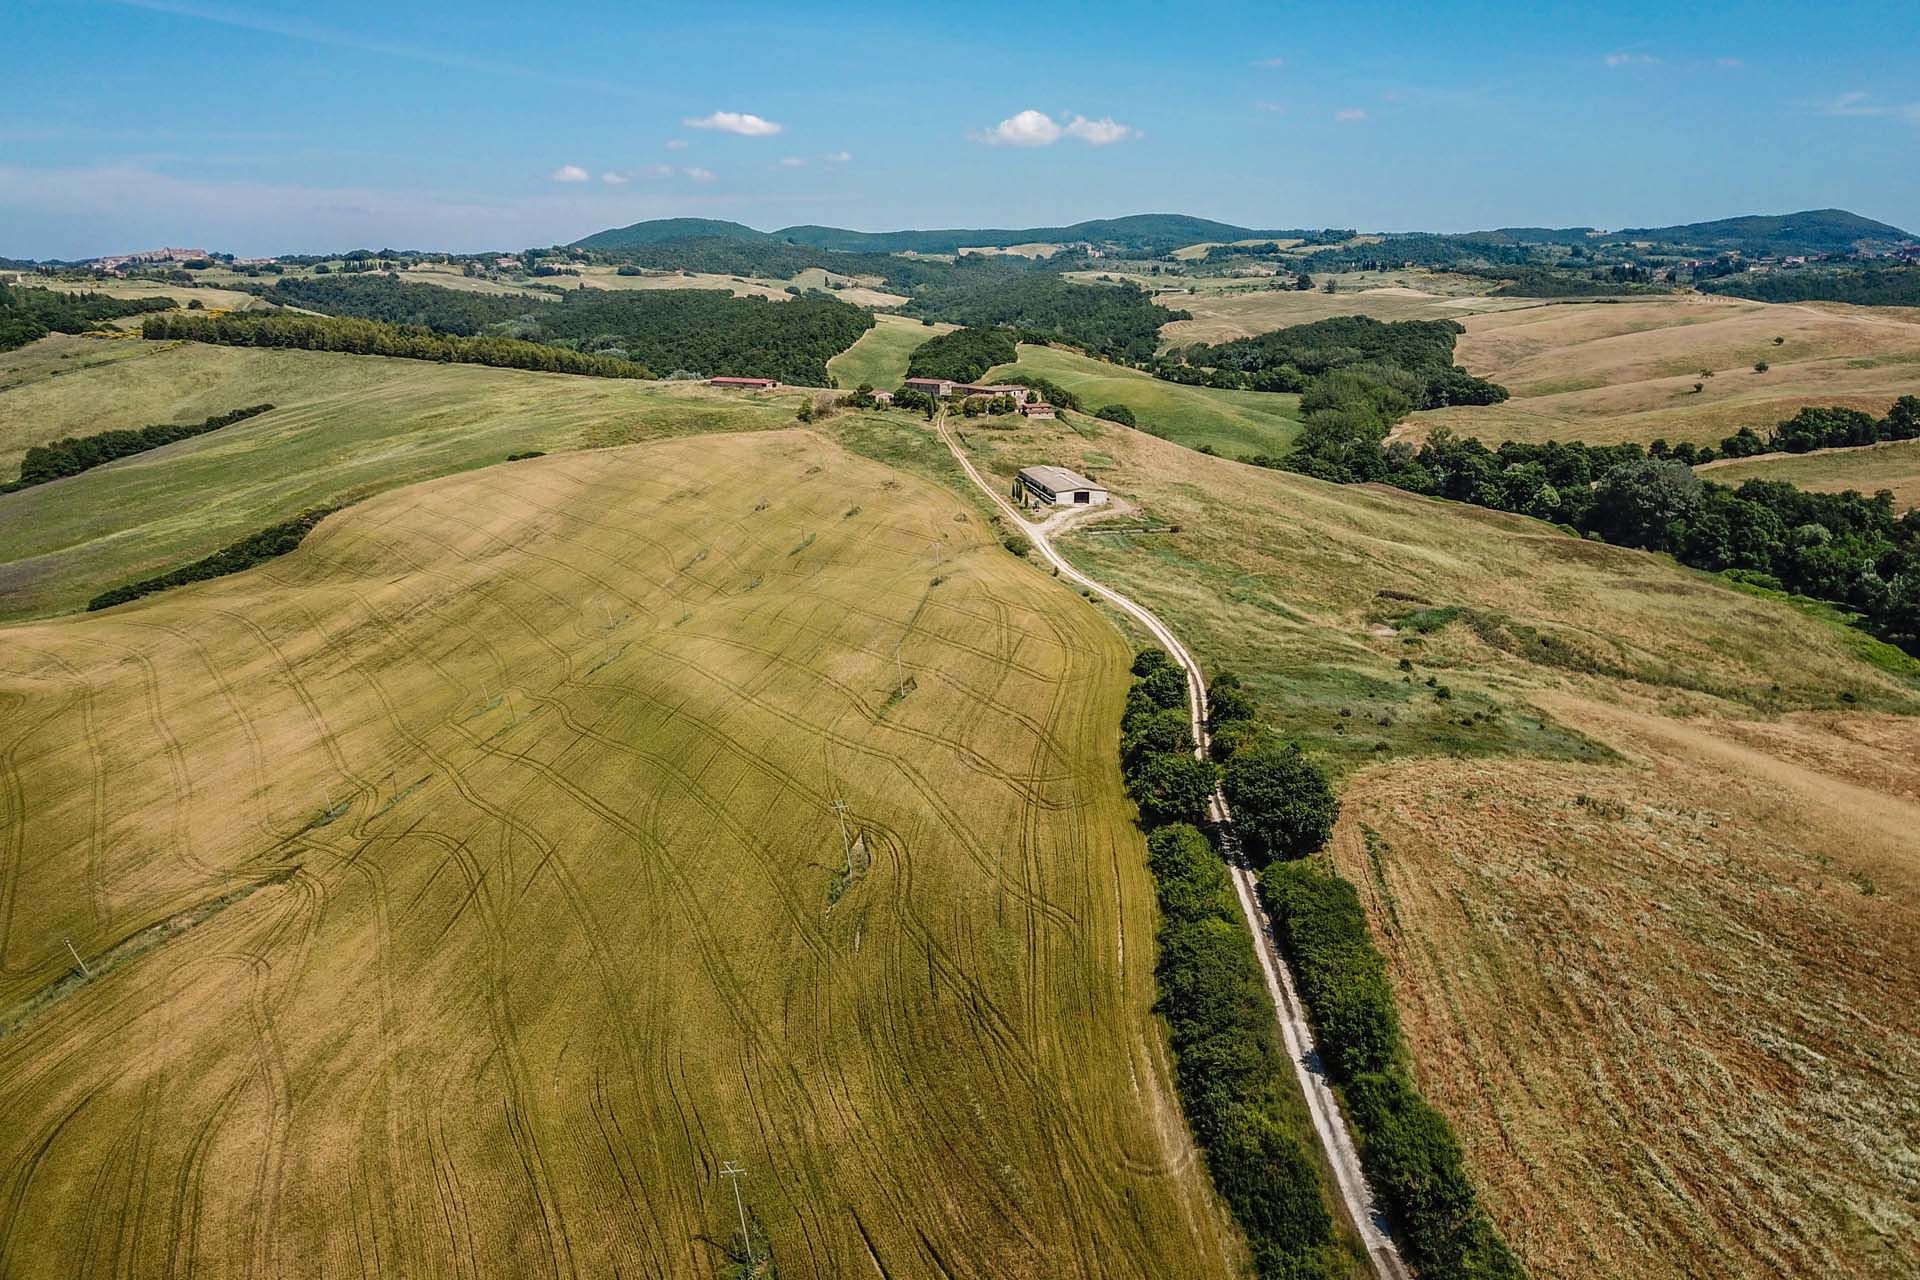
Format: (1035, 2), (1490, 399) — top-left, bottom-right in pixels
(1601, 209), (1913, 255)
(572, 214), (1310, 258)
(571, 218), (768, 250)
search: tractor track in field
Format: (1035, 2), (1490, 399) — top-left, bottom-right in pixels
(933, 410), (1412, 1280)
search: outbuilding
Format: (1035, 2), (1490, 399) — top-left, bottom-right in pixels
(1015, 465), (1108, 507)
(1020, 401), (1057, 419)
(710, 376), (780, 389)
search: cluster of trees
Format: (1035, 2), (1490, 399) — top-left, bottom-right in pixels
(6, 404), (274, 492)
(1163, 316), (1509, 408)
(905, 327), (1017, 381)
(1262, 864), (1525, 1278)
(1700, 264), (1920, 307)
(521, 289), (871, 385)
(1718, 398), (1919, 456)
(88, 507), (339, 611)
(1465, 265), (1670, 297)
(263, 274), (539, 335)
(905, 274), (1184, 363)
(141, 311), (653, 378)
(0, 283), (176, 352)
(1281, 423), (1920, 651)
(997, 373), (1081, 411)
(1117, 654), (1348, 1279)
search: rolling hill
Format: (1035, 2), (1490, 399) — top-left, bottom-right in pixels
(570, 216), (769, 249)
(1604, 207), (1913, 255)
(574, 214), (1318, 257)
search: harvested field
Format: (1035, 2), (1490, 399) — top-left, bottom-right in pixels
(0, 430), (1237, 1279)
(1329, 696), (1920, 1279)
(1410, 295), (1920, 447)
(1699, 437), (1920, 511)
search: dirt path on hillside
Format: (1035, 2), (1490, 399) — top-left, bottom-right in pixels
(934, 411), (1412, 1280)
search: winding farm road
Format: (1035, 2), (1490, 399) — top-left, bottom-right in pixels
(934, 413), (1411, 1280)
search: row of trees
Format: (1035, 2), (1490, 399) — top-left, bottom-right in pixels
(88, 507), (339, 611)
(141, 311), (653, 378)
(1119, 654), (1348, 1279)
(1717, 398), (1920, 457)
(1701, 264), (1920, 307)
(1, 283), (176, 352)
(7, 404), (274, 491)
(1261, 865), (1527, 1278)
(1280, 421), (1920, 652)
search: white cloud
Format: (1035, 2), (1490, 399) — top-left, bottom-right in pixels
(1064, 114), (1139, 145)
(1334, 108), (1368, 122)
(1254, 100), (1286, 114)
(973, 108), (1061, 146)
(1814, 90), (1920, 122)
(600, 171), (628, 185)
(683, 111), (782, 136)
(972, 109), (1139, 147)
(666, 138), (688, 150)
(548, 164), (590, 182)
(1604, 51), (1658, 66)
(824, 150), (852, 164)
(643, 163), (675, 178)
(778, 156), (807, 168)
(683, 167), (716, 183)
(1253, 56), (1287, 68)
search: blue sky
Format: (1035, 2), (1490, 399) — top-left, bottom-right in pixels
(4, 0), (1917, 257)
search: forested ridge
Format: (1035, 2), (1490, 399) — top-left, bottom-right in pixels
(904, 274), (1181, 363)
(1162, 315), (1508, 407)
(904, 328), (1018, 382)
(265, 275), (541, 334)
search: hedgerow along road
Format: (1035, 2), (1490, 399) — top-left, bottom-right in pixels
(934, 409), (1412, 1280)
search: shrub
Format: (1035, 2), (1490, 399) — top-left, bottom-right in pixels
(1098, 402), (1138, 428)
(1126, 753), (1217, 827)
(1207, 682), (1257, 731)
(1137, 663), (1188, 711)
(1123, 706), (1195, 768)
(1132, 647), (1175, 678)
(1221, 744), (1339, 865)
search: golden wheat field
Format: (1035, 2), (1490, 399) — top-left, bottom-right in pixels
(0, 430), (1237, 1279)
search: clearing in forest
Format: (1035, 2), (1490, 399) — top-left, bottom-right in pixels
(825, 312), (954, 389)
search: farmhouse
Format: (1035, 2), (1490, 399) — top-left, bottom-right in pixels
(956, 383), (1031, 404)
(903, 377), (956, 398)
(1016, 465), (1108, 507)
(709, 376), (779, 389)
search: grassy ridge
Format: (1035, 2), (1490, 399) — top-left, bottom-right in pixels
(825, 314), (954, 389)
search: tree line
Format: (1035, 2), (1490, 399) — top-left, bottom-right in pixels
(1700, 264), (1920, 307)
(1279, 421), (1920, 652)
(263, 274), (540, 334)
(904, 327), (1017, 381)
(1717, 397), (1920, 458)
(141, 311), (653, 379)
(5, 404), (274, 492)
(88, 506), (340, 611)
(1, 283), (176, 352)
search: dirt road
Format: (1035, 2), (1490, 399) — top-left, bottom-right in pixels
(934, 414), (1410, 1280)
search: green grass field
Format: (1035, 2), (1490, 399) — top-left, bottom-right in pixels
(0, 341), (803, 620)
(983, 343), (1302, 458)
(825, 313), (953, 389)
(0, 428), (1241, 1278)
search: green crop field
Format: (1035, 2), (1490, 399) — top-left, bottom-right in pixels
(0, 341), (803, 620)
(0, 426), (1241, 1279)
(825, 313), (953, 389)
(983, 343), (1302, 458)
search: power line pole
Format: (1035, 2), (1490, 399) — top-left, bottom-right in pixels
(65, 938), (90, 978)
(720, 1160), (751, 1265)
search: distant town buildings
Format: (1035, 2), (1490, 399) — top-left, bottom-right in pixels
(91, 247), (211, 272)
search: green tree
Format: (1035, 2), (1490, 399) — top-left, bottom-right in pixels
(1221, 744), (1338, 865)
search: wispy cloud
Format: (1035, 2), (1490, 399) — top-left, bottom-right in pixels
(666, 138), (689, 151)
(643, 163), (675, 178)
(824, 150), (852, 164)
(1715, 56), (1744, 68)
(548, 164), (590, 183)
(1253, 56), (1286, 68)
(1254, 101), (1286, 114)
(1813, 90), (1920, 122)
(600, 171), (628, 185)
(1334, 108), (1368, 122)
(1604, 51), (1659, 66)
(778, 156), (807, 168)
(683, 111), (782, 136)
(971, 109), (1139, 147)
(683, 167), (716, 183)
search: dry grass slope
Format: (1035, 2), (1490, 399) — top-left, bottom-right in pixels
(0, 430), (1237, 1279)
(1700, 437), (1920, 511)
